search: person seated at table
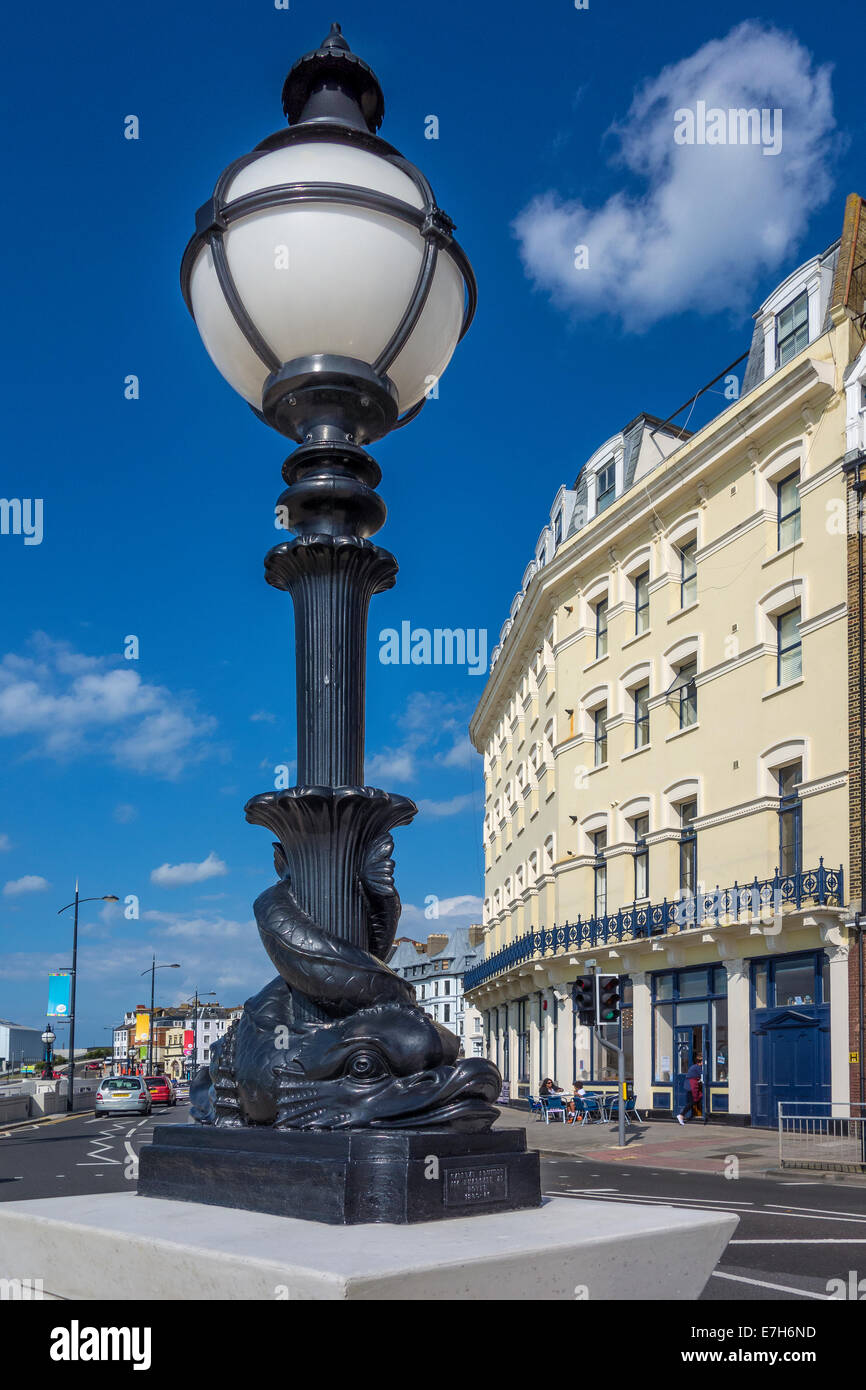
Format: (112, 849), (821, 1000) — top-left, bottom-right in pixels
(566, 1080), (587, 1114)
(539, 1078), (563, 1097)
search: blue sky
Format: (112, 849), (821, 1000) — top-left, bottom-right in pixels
(0, 0), (862, 1046)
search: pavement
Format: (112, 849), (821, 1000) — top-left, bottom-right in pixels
(494, 1104), (866, 1183)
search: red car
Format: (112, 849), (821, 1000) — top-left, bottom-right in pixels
(144, 1075), (176, 1106)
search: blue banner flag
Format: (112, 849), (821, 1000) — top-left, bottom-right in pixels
(47, 971), (72, 1020)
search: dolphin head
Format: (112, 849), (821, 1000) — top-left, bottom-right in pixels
(272, 1004), (500, 1132)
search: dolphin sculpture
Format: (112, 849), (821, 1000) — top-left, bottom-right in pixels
(191, 836), (501, 1132)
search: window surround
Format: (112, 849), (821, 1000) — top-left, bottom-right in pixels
(759, 739), (808, 797)
(664, 778), (700, 830)
(662, 636), (700, 694)
(756, 255), (829, 383)
(583, 434), (625, 521)
(665, 514), (701, 569)
(580, 684), (610, 748)
(756, 578), (805, 648)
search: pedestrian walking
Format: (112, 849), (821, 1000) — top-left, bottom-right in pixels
(676, 1055), (703, 1125)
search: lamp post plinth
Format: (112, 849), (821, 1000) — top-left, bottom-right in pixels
(139, 22), (541, 1223)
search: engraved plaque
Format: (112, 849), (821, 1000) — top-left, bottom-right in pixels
(444, 1163), (509, 1207)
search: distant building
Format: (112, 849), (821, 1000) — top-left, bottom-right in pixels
(387, 927), (486, 1056)
(111, 1002), (242, 1077)
(0, 1018), (46, 1072)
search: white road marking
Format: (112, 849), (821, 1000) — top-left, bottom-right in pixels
(765, 1203), (866, 1218)
(730, 1238), (866, 1244)
(76, 1129), (122, 1167)
(711, 1271), (832, 1299)
(545, 1191), (866, 1222)
(559, 1187), (620, 1193)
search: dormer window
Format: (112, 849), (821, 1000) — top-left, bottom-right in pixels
(553, 511), (562, 547)
(776, 290), (809, 368)
(597, 460), (616, 513)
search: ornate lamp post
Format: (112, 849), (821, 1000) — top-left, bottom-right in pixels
(140, 23), (539, 1224)
(41, 1025), (56, 1080)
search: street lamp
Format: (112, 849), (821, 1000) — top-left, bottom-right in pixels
(140, 22), (536, 1226)
(181, 20), (476, 961)
(41, 1024), (56, 1080)
(140, 958), (181, 1075)
(57, 883), (118, 1112)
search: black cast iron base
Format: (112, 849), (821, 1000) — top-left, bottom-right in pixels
(137, 1125), (541, 1225)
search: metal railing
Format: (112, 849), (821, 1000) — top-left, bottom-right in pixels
(465, 860), (844, 992)
(779, 1102), (866, 1172)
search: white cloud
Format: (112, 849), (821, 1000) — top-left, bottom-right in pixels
(399, 895), (483, 933)
(416, 793), (476, 819)
(142, 908), (246, 938)
(513, 23), (837, 328)
(438, 735), (477, 770)
(113, 804), (138, 824)
(366, 747), (417, 782)
(3, 875), (49, 897)
(0, 833), (11, 851)
(0, 633), (217, 778)
(250, 710), (276, 723)
(150, 852), (228, 887)
(367, 692), (474, 786)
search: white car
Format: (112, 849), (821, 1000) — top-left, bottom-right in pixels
(94, 1077), (152, 1116)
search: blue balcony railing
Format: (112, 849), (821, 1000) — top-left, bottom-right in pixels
(464, 860), (844, 993)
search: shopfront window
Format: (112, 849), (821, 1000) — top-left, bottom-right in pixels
(655, 1004), (674, 1082)
(750, 952), (827, 1008)
(652, 966), (727, 1083)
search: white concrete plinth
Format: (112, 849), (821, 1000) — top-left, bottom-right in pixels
(0, 1193), (736, 1301)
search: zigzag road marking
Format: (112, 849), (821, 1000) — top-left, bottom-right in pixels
(76, 1127), (124, 1167)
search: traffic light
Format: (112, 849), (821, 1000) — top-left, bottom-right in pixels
(573, 976), (595, 1027)
(599, 975), (621, 1024)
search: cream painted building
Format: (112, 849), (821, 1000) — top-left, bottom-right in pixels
(465, 198), (866, 1126)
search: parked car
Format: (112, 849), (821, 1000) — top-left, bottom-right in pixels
(144, 1075), (176, 1106)
(94, 1077), (152, 1116)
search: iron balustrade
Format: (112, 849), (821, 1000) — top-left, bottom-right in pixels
(463, 860), (844, 992)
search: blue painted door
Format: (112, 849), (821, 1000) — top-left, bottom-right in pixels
(750, 1005), (830, 1128)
